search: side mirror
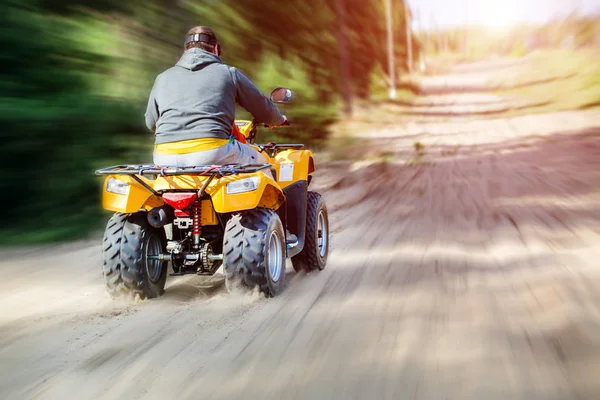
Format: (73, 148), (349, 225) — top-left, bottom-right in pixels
(270, 87), (292, 103)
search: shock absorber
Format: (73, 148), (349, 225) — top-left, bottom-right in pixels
(191, 201), (202, 250)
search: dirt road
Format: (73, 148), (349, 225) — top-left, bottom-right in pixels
(2, 60), (600, 399)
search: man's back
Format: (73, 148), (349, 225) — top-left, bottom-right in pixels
(145, 48), (285, 148)
(146, 49), (236, 145)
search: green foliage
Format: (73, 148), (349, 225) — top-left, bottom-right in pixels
(249, 53), (337, 147)
(0, 1), (141, 243)
(1, 0), (413, 244)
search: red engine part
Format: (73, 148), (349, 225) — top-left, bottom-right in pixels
(162, 192), (197, 210)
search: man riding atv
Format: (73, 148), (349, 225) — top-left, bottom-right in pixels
(96, 25), (329, 300)
(144, 26), (288, 170)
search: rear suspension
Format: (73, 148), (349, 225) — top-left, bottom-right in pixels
(191, 201), (202, 250)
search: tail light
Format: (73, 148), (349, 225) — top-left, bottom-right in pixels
(162, 192), (197, 210)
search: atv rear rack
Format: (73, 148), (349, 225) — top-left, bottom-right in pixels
(95, 164), (273, 197)
(95, 163), (272, 177)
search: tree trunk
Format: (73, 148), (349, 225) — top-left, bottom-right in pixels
(334, 0), (353, 116)
(404, 1), (413, 73)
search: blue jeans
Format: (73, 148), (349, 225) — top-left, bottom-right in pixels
(153, 141), (272, 178)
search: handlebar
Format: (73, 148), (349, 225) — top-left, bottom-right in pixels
(246, 118), (291, 146)
(257, 143), (305, 153)
(262, 117), (290, 129)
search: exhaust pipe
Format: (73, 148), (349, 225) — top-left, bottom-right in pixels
(147, 206), (174, 228)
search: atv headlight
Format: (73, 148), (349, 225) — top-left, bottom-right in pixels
(226, 176), (260, 194)
(106, 177), (130, 195)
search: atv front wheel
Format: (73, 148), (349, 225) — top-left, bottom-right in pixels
(102, 212), (168, 299)
(223, 208), (286, 297)
(292, 191), (329, 272)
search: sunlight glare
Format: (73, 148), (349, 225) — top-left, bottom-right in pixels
(470, 0), (528, 29)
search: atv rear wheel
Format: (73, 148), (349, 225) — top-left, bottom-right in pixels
(102, 212), (168, 299)
(223, 208), (286, 297)
(292, 191), (329, 272)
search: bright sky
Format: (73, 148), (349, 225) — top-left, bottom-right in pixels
(408, 0), (600, 31)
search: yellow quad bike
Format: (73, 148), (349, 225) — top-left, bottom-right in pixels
(95, 88), (328, 299)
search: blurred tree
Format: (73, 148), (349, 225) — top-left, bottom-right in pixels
(0, 1), (141, 242)
(0, 0), (415, 243)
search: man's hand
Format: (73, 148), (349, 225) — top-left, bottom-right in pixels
(266, 115), (290, 130)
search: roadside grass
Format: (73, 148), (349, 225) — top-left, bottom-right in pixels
(491, 50), (600, 114)
(366, 86), (417, 106)
(324, 50), (600, 164)
(325, 87), (417, 138)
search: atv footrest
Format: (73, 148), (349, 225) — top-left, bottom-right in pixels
(286, 234), (299, 249)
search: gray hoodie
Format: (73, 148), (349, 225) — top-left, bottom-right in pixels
(145, 48), (285, 145)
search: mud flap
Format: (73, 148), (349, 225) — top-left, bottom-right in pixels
(278, 180), (307, 258)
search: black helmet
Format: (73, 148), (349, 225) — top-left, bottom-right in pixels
(184, 26), (221, 56)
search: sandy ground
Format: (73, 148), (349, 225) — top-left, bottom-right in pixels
(2, 59), (600, 400)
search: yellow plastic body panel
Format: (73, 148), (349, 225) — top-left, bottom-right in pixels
(267, 149), (315, 189)
(152, 172), (285, 213)
(101, 147), (314, 215)
(102, 175), (164, 213)
(200, 199), (218, 225)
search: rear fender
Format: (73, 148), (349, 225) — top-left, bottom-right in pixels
(278, 180), (308, 257)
